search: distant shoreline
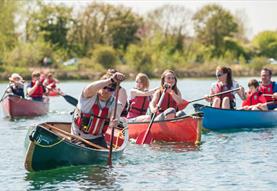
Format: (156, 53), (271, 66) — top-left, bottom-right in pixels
(1, 66), (276, 82)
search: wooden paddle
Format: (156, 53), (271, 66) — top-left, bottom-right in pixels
(107, 82), (120, 166)
(136, 86), (168, 145)
(43, 123), (107, 150)
(188, 87), (240, 103)
(0, 86), (10, 102)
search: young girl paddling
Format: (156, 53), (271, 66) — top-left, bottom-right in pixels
(150, 70), (187, 121)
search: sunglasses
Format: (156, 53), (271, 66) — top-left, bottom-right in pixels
(103, 86), (116, 92)
(165, 76), (175, 80)
(216, 73), (224, 77)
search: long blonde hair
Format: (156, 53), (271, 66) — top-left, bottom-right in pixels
(136, 73), (149, 90)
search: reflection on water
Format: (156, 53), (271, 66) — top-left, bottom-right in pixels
(1, 79), (277, 190)
(150, 142), (200, 153)
(25, 165), (123, 190)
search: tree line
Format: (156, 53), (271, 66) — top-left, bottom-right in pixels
(0, 0), (277, 79)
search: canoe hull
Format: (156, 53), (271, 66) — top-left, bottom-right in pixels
(24, 122), (128, 171)
(1, 95), (49, 118)
(128, 116), (202, 144)
(201, 106), (277, 130)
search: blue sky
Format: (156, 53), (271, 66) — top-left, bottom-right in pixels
(45, 0), (277, 39)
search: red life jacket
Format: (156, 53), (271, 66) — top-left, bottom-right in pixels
(258, 82), (274, 101)
(127, 96), (151, 119)
(158, 91), (178, 114)
(30, 81), (44, 98)
(213, 82), (235, 101)
(47, 79), (56, 89)
(74, 96), (113, 136)
(242, 91), (266, 107)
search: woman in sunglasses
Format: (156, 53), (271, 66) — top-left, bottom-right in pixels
(71, 72), (125, 148)
(106, 69), (128, 117)
(206, 66), (245, 109)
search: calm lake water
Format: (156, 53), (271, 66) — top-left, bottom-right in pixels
(0, 77), (277, 190)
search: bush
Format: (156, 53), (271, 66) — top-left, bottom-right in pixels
(3, 41), (54, 68)
(125, 45), (153, 76)
(92, 45), (117, 69)
(78, 57), (106, 73)
(248, 57), (268, 71)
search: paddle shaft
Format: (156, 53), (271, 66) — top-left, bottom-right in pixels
(137, 88), (167, 144)
(263, 94), (277, 97)
(188, 87), (240, 103)
(108, 82), (120, 166)
(0, 86), (10, 102)
(43, 123), (107, 150)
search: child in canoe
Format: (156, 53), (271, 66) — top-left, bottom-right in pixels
(242, 79), (268, 110)
(127, 73), (158, 120)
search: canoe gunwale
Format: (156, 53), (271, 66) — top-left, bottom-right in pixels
(128, 112), (203, 125)
(38, 122), (128, 152)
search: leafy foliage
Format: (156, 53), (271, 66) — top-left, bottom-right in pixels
(193, 4), (238, 57)
(26, 2), (73, 50)
(92, 45), (117, 69)
(252, 31), (277, 59)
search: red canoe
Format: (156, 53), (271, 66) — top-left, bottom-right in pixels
(128, 115), (202, 144)
(1, 95), (49, 118)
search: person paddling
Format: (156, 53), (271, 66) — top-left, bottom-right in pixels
(258, 68), (277, 110)
(106, 69), (128, 117)
(43, 72), (60, 93)
(71, 72), (125, 148)
(205, 66), (245, 109)
(149, 70), (187, 121)
(7, 73), (25, 98)
(242, 79), (267, 110)
(27, 71), (46, 101)
(127, 73), (158, 121)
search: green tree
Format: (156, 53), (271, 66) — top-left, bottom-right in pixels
(0, 0), (18, 58)
(26, 2), (73, 50)
(252, 31), (277, 59)
(107, 6), (142, 51)
(68, 2), (142, 56)
(145, 5), (192, 53)
(193, 4), (239, 57)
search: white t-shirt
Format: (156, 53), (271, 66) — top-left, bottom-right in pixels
(71, 94), (115, 139)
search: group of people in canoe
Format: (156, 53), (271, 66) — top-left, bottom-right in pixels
(207, 66), (277, 111)
(6, 71), (60, 102)
(5, 66), (277, 147)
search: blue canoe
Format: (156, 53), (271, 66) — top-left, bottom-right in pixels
(194, 104), (277, 130)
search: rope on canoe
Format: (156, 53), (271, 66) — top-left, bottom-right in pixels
(113, 127), (128, 149)
(33, 137), (65, 148)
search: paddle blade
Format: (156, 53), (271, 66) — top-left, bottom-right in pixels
(193, 103), (205, 112)
(62, 94), (78, 106)
(136, 130), (154, 145)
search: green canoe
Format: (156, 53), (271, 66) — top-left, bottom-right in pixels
(24, 122), (128, 172)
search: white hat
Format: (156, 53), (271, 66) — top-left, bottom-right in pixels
(9, 73), (23, 82)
